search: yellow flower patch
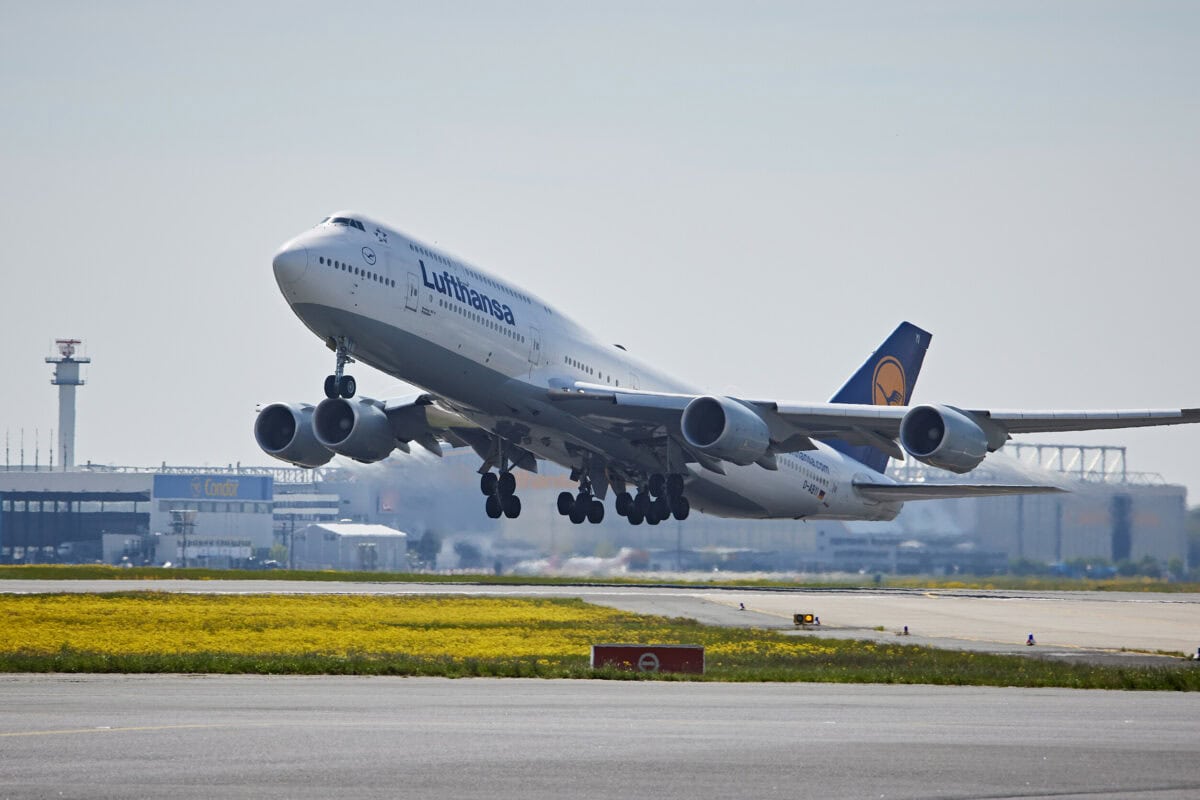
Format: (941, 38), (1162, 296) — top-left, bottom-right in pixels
(0, 593), (846, 667)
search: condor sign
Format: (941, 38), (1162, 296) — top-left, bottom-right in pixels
(153, 475), (272, 502)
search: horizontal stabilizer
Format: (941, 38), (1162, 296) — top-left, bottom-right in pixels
(854, 482), (1066, 503)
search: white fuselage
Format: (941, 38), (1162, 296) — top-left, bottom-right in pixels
(272, 212), (903, 521)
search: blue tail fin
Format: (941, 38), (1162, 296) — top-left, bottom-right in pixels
(826, 321), (932, 474)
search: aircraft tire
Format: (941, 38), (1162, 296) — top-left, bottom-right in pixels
(587, 499), (605, 524)
(568, 504), (587, 524)
(645, 510), (661, 526)
(323, 375), (338, 400)
(337, 375), (357, 398)
(556, 491), (574, 515)
(614, 491), (633, 517)
(502, 494), (521, 519)
(648, 473), (666, 498)
(666, 474), (685, 498)
(652, 496), (671, 519)
(633, 493), (651, 516)
(498, 471), (516, 497)
(626, 510), (644, 526)
(481, 472), (499, 496)
(672, 496), (690, 520)
(485, 495), (502, 519)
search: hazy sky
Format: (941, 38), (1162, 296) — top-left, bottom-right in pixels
(2, 2), (1197, 498)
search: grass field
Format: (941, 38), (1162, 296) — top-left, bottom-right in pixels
(1, 564), (1197, 593)
(0, 592), (1196, 689)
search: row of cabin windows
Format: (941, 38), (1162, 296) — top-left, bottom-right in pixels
(564, 356), (619, 386)
(318, 255), (396, 288)
(781, 456), (830, 487)
(437, 298), (525, 343)
(408, 242), (530, 305)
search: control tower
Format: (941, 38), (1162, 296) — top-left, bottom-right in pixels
(46, 339), (90, 469)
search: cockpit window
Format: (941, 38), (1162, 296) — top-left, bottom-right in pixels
(329, 217), (366, 231)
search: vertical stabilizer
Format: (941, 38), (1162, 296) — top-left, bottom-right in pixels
(826, 322), (931, 474)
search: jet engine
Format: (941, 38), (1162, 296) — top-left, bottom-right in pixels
(680, 395), (771, 466)
(254, 403), (334, 468)
(313, 397), (396, 463)
(898, 404), (988, 474)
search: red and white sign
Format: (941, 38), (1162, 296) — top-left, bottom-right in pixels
(590, 644), (705, 674)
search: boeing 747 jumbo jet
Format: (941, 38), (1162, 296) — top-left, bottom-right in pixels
(257, 211), (1199, 526)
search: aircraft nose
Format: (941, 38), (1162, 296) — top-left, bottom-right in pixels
(272, 245), (309, 285)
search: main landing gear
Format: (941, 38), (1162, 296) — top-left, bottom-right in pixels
(556, 479), (605, 525)
(614, 473), (689, 526)
(481, 470), (522, 519)
(557, 472), (690, 526)
(323, 337), (357, 399)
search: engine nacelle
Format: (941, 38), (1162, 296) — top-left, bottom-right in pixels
(898, 404), (988, 474)
(254, 403), (334, 468)
(680, 395), (771, 466)
(313, 397), (396, 463)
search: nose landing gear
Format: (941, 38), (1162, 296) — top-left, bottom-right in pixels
(324, 337), (357, 399)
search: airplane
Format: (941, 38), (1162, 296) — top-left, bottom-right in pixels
(257, 211), (1200, 527)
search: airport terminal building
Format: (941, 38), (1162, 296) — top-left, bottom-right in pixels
(0, 468), (273, 565)
(0, 441), (1190, 575)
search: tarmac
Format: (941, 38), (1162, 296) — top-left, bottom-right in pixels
(2, 675), (1198, 800)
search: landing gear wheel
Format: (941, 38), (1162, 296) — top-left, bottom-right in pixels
(666, 474), (685, 498)
(614, 492), (633, 517)
(587, 499), (605, 524)
(485, 495), (502, 519)
(671, 496), (690, 520)
(633, 493), (651, 516)
(502, 494), (522, 519)
(652, 496), (671, 519)
(323, 375), (338, 400)
(557, 491), (574, 516)
(648, 474), (666, 498)
(337, 375), (357, 399)
(645, 509), (661, 526)
(627, 510), (644, 526)
(481, 473), (498, 497)
(568, 503), (588, 524)
(498, 472), (516, 497)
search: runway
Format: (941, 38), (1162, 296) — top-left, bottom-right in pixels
(3, 579), (1197, 664)
(1, 675), (1198, 800)
(2, 582), (1198, 797)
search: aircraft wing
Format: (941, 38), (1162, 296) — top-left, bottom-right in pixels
(852, 482), (1066, 502)
(548, 383), (1200, 467)
(379, 393), (485, 456)
(960, 408), (1200, 434)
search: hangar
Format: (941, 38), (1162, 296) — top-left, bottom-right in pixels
(291, 522), (409, 572)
